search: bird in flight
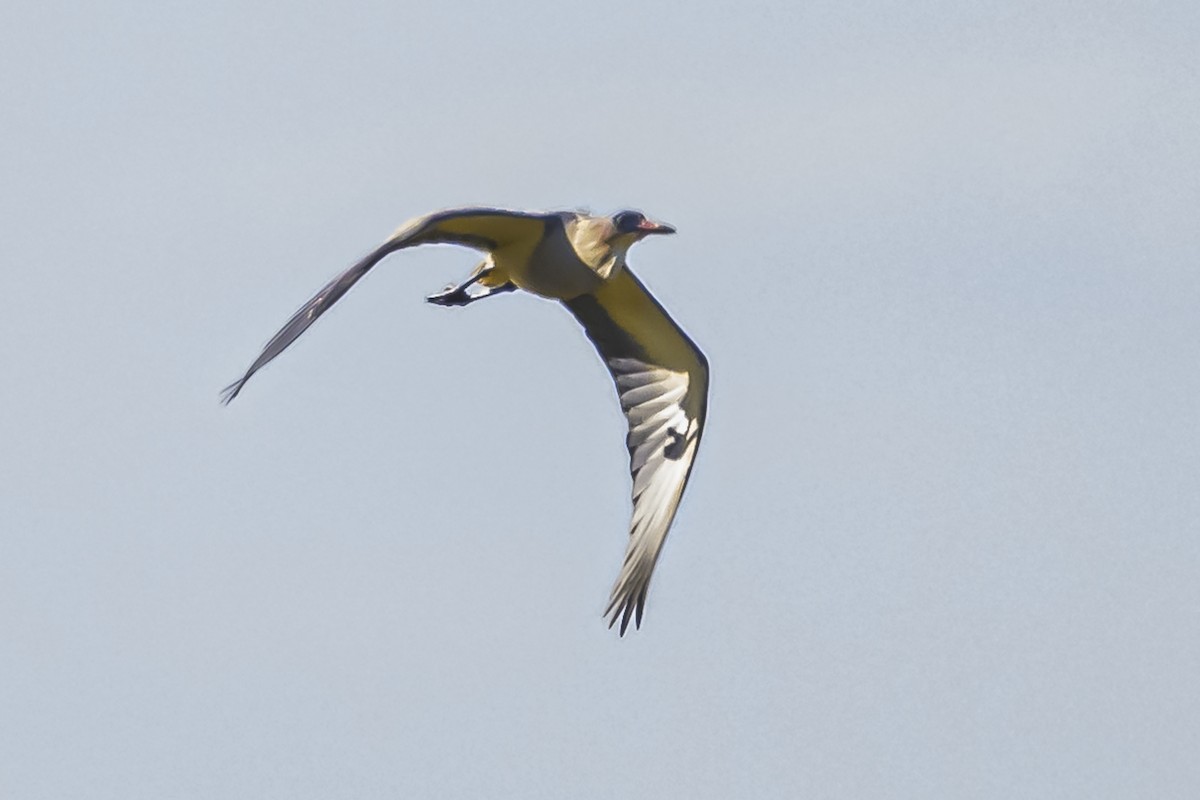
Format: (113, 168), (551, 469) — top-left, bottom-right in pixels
(222, 207), (709, 634)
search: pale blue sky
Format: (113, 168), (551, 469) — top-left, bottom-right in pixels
(2, 1), (1198, 797)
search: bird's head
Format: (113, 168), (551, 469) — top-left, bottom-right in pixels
(610, 209), (676, 243)
(570, 209), (676, 274)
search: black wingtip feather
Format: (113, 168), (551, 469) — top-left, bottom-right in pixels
(219, 378), (246, 405)
(604, 586), (649, 637)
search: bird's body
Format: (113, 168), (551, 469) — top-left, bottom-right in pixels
(487, 214), (604, 298)
(223, 206), (708, 634)
(395, 209), (629, 299)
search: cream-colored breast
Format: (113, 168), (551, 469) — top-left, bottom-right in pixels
(496, 216), (614, 300)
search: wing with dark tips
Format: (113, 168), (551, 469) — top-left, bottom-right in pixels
(221, 208), (555, 403)
(564, 268), (709, 635)
(220, 245), (389, 404)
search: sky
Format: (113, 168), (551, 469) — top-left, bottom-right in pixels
(2, 1), (1198, 797)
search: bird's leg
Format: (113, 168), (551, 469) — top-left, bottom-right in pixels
(426, 261), (515, 307)
(469, 281), (517, 301)
(425, 279), (477, 307)
(427, 280), (517, 307)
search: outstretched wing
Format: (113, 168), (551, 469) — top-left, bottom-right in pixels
(221, 207), (553, 403)
(219, 245), (387, 404)
(564, 267), (709, 635)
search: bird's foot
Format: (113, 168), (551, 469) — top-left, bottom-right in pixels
(426, 284), (474, 307)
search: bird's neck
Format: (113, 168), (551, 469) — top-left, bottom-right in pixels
(569, 219), (631, 280)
